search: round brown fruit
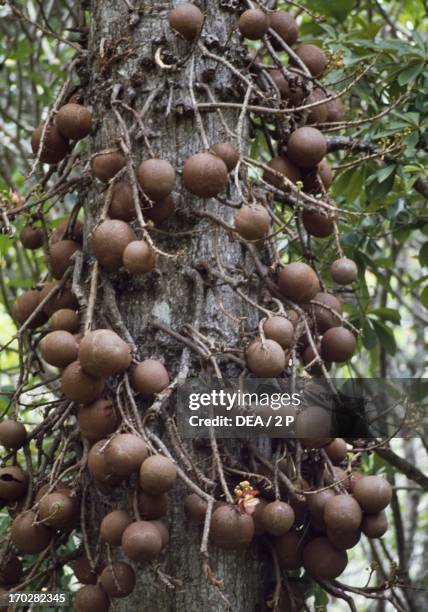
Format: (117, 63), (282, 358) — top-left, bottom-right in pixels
(49, 308), (80, 334)
(246, 338), (286, 377)
(263, 316), (295, 350)
(121, 521), (163, 562)
(137, 159), (175, 201)
(311, 292), (342, 333)
(274, 530), (304, 570)
(323, 494), (362, 532)
(78, 329), (132, 377)
(321, 327), (356, 363)
(131, 359), (170, 398)
(139, 455), (177, 495)
(302, 209), (335, 238)
(235, 204), (270, 240)
(327, 527), (361, 550)
(38, 492), (74, 529)
(352, 476), (392, 514)
(56, 104), (92, 141)
(302, 159), (333, 193)
(301, 343), (330, 376)
(263, 156), (301, 190)
(238, 9), (269, 40)
(144, 195), (175, 225)
(100, 510), (133, 546)
(324, 438), (347, 465)
(302, 536), (347, 579)
(325, 98), (345, 123)
(108, 181), (136, 222)
(278, 262), (320, 303)
(74, 585), (110, 612)
(99, 562), (135, 598)
(294, 44), (328, 77)
(31, 123), (69, 165)
(251, 498), (268, 535)
(306, 89), (328, 125)
(183, 152), (228, 198)
(105, 433), (148, 476)
(361, 510), (388, 538)
(20, 225), (44, 250)
(40, 330), (78, 368)
(151, 520), (169, 548)
(184, 494), (207, 524)
(49, 239), (81, 279)
(10, 511), (52, 554)
(61, 361), (104, 404)
(210, 505), (255, 550)
(287, 127), (327, 169)
(269, 10), (298, 46)
(0, 467), (28, 501)
(70, 554), (98, 585)
(211, 143), (239, 172)
(286, 309), (299, 327)
(307, 489), (336, 523)
(40, 282), (78, 316)
(0, 421), (26, 450)
(12, 289), (47, 328)
(78, 399), (120, 443)
(261, 501), (295, 536)
(91, 220), (136, 271)
(331, 467), (352, 491)
(331, 257), (358, 285)
(269, 70), (305, 105)
(0, 554), (23, 586)
(168, 3), (204, 41)
(134, 491), (168, 519)
(122, 240), (157, 275)
(50, 218), (83, 245)
(296, 407), (332, 449)
(92, 151), (126, 182)
(88, 440), (121, 485)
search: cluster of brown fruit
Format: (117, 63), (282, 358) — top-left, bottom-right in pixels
(31, 102), (92, 165)
(0, 422), (175, 610)
(72, 439), (176, 608)
(14, 200), (170, 403)
(89, 142), (241, 275)
(8, 151), (174, 610)
(0, 417), (79, 558)
(13, 216), (82, 334)
(183, 441), (392, 583)
(232, 5), (347, 244)
(245, 259), (358, 378)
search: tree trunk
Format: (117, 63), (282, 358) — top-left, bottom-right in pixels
(83, 1), (266, 610)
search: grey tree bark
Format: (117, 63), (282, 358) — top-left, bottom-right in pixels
(83, 1), (267, 610)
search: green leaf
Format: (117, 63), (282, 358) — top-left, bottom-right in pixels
(308, 0), (354, 22)
(335, 166), (365, 203)
(0, 235), (12, 257)
(421, 285), (428, 310)
(419, 242), (428, 267)
(371, 319), (397, 355)
(376, 165), (397, 184)
(398, 61), (424, 85)
(369, 307), (401, 324)
(362, 319), (378, 350)
(368, 169), (396, 200)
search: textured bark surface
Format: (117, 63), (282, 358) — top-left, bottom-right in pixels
(84, 2), (267, 610)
